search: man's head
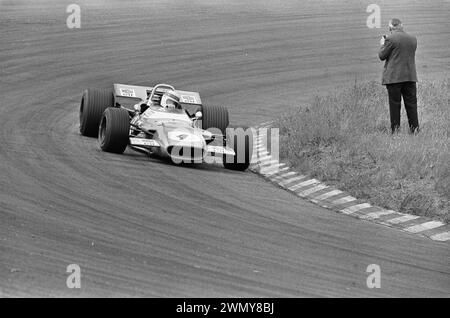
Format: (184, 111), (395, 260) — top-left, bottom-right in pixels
(160, 91), (182, 109)
(388, 18), (403, 32)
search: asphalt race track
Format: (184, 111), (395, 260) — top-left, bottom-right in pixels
(1, 0), (449, 297)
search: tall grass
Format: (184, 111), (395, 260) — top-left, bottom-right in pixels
(275, 79), (450, 222)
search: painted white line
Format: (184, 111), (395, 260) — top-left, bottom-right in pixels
(258, 158), (279, 169)
(256, 150), (269, 156)
(262, 167), (287, 176)
(430, 232), (450, 241)
(251, 152), (265, 160)
(263, 167), (290, 177)
(298, 184), (329, 197)
(257, 155), (272, 162)
(259, 160), (286, 173)
(260, 162), (283, 170)
(313, 189), (343, 201)
(257, 155), (274, 161)
(341, 203), (372, 215)
(386, 214), (420, 224)
(278, 175), (306, 186)
(359, 210), (396, 220)
(332, 196), (356, 205)
(289, 179), (320, 191)
(259, 159), (279, 166)
(271, 171), (297, 181)
(260, 164), (286, 173)
(404, 221), (445, 233)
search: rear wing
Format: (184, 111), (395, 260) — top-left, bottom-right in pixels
(174, 89), (203, 116)
(113, 84), (152, 102)
(113, 83), (202, 105)
(113, 83), (203, 116)
(176, 90), (202, 105)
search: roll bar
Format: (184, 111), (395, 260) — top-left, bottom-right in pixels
(147, 83), (175, 106)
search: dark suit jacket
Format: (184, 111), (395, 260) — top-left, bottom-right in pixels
(378, 30), (417, 85)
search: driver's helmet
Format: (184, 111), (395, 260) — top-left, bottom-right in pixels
(160, 91), (182, 109)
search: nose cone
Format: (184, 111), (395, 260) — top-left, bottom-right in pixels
(168, 130), (204, 145)
(166, 128), (207, 163)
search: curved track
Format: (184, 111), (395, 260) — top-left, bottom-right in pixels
(1, 0), (449, 297)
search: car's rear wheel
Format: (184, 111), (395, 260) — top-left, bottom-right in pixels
(201, 105), (229, 135)
(98, 108), (130, 154)
(79, 88), (115, 137)
(223, 126), (253, 171)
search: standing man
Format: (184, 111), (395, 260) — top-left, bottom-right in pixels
(379, 18), (419, 133)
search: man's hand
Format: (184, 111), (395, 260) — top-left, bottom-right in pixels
(380, 35), (386, 46)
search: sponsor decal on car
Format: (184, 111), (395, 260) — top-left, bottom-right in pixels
(180, 95), (198, 104)
(129, 138), (160, 147)
(120, 88), (136, 97)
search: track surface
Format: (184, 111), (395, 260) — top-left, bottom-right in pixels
(1, 0), (449, 297)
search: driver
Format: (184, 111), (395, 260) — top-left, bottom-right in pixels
(160, 91), (182, 110)
(134, 90), (182, 114)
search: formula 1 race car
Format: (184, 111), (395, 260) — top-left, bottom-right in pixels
(79, 83), (253, 170)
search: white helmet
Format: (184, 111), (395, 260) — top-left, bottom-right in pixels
(160, 91), (181, 109)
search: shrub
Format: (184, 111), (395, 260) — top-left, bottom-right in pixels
(275, 79), (450, 222)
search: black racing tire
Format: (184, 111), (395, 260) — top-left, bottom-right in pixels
(201, 105), (229, 135)
(98, 108), (130, 154)
(79, 88), (115, 137)
(223, 126), (253, 171)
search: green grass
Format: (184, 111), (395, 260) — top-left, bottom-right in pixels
(275, 79), (450, 222)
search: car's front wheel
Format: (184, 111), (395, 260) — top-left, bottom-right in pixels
(98, 108), (130, 154)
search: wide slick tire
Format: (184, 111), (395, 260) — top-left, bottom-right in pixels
(201, 105), (229, 135)
(223, 126), (253, 171)
(79, 88), (114, 137)
(98, 107), (130, 154)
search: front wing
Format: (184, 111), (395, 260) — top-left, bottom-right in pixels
(129, 137), (235, 156)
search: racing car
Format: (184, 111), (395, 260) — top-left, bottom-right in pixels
(79, 83), (252, 170)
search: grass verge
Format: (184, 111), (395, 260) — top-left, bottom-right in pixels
(275, 79), (450, 222)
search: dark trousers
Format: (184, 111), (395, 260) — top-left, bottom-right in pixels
(386, 82), (419, 133)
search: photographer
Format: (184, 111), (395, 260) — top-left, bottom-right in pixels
(379, 18), (419, 134)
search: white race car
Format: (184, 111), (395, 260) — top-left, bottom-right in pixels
(79, 83), (253, 170)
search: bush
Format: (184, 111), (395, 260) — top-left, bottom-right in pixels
(275, 79), (450, 222)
